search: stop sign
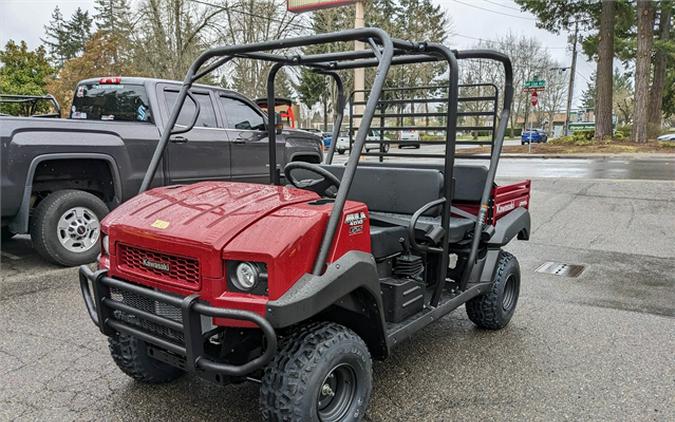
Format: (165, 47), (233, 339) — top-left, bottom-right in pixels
(530, 91), (538, 107)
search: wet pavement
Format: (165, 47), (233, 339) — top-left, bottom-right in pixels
(333, 144), (675, 181)
(1, 176), (674, 421)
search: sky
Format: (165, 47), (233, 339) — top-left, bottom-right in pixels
(0, 0), (595, 107)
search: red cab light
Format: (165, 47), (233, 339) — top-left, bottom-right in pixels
(99, 76), (122, 84)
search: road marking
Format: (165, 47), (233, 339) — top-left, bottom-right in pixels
(1, 251), (22, 260)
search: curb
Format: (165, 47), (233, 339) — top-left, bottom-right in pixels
(498, 153), (675, 160)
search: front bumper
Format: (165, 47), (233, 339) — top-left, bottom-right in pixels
(79, 266), (277, 377)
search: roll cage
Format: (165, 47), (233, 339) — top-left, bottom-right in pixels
(138, 28), (514, 303)
(0, 94), (61, 117)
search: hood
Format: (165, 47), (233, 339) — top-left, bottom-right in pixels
(103, 181), (319, 252)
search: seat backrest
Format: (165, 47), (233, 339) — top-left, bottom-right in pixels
(320, 165), (444, 215)
(358, 162), (488, 203)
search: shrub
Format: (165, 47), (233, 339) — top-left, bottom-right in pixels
(572, 130), (594, 142)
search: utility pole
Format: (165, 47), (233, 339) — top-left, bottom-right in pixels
(564, 21), (579, 136)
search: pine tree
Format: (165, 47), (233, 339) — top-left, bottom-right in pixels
(65, 8), (93, 58)
(94, 0), (134, 36)
(41, 6), (69, 67)
(93, 0), (135, 67)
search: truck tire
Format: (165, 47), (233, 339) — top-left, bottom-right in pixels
(109, 334), (183, 384)
(465, 251), (520, 330)
(30, 189), (109, 266)
(260, 322), (372, 422)
(338, 149), (345, 155)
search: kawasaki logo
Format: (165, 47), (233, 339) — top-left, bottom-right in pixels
(496, 202), (515, 214)
(142, 259), (170, 272)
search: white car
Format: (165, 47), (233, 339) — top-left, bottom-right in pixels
(334, 129), (390, 154)
(656, 132), (675, 141)
(398, 130), (421, 149)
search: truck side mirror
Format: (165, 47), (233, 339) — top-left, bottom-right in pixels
(274, 112), (283, 135)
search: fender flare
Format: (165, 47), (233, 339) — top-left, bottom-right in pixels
(266, 251), (389, 358)
(9, 153), (122, 234)
(487, 207), (530, 247)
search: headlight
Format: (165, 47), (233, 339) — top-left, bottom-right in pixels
(233, 262), (260, 291)
(101, 234), (110, 255)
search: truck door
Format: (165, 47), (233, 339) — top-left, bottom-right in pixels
(218, 95), (282, 184)
(159, 85), (231, 184)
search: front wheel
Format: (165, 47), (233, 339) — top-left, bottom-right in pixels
(109, 334), (184, 384)
(337, 149), (345, 155)
(466, 251), (520, 330)
(30, 189), (109, 266)
(260, 322), (372, 422)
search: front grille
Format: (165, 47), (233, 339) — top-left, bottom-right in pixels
(118, 244), (200, 288)
(110, 287), (184, 343)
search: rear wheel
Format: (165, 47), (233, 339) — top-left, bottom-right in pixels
(30, 189), (109, 266)
(260, 322), (372, 422)
(109, 334), (184, 384)
(466, 251), (520, 330)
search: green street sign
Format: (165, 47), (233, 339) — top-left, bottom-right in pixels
(524, 79), (546, 89)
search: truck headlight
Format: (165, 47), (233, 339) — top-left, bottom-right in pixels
(101, 234), (110, 255)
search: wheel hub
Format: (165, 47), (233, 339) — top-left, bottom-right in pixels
(316, 363), (357, 422)
(57, 207), (100, 253)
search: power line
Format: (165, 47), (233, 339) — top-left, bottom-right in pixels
(451, 32), (569, 50)
(444, 0), (539, 21)
(479, 0), (523, 12)
(187, 0), (314, 32)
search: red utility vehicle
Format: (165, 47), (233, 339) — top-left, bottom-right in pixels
(80, 28), (530, 421)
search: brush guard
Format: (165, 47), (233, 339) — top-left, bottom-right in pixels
(79, 265), (277, 377)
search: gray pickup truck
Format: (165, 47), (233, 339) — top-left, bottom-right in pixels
(1, 77), (323, 266)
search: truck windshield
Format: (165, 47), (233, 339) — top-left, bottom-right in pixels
(71, 82), (152, 123)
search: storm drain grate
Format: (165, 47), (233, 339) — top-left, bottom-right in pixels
(535, 262), (585, 278)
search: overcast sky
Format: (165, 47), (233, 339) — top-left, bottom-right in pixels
(0, 0), (595, 107)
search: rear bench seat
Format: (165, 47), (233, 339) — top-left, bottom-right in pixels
(320, 164), (487, 258)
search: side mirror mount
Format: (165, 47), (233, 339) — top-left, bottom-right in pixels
(274, 112), (283, 135)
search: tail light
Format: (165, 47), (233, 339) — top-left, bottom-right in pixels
(99, 76), (122, 84)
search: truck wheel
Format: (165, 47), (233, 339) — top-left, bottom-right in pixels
(109, 334), (183, 384)
(465, 251), (520, 330)
(338, 149), (345, 155)
(260, 322), (372, 422)
(30, 189), (109, 266)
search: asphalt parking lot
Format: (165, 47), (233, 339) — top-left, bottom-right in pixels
(1, 160), (674, 421)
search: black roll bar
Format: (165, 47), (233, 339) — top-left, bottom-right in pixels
(455, 50), (514, 290)
(136, 28), (513, 287)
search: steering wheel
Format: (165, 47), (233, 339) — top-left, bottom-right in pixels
(284, 162), (341, 198)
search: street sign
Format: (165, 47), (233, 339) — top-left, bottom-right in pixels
(524, 79), (546, 89)
(522, 86), (545, 93)
(530, 91), (538, 107)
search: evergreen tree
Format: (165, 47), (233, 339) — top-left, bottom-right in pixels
(93, 0), (135, 67)
(65, 8), (93, 58)
(41, 6), (69, 67)
(94, 0), (134, 36)
(581, 72), (596, 111)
